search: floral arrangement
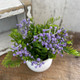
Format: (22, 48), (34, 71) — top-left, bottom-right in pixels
(2, 17), (80, 68)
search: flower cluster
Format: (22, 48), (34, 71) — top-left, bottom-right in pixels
(33, 26), (68, 57)
(10, 18), (69, 68)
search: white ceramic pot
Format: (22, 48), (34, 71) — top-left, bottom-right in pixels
(26, 59), (53, 72)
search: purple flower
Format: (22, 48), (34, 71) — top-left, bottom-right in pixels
(57, 29), (62, 33)
(45, 42), (48, 46)
(37, 58), (41, 62)
(39, 39), (41, 42)
(23, 61), (26, 64)
(42, 62), (45, 64)
(43, 29), (49, 32)
(15, 43), (18, 46)
(54, 27), (57, 29)
(49, 44), (52, 48)
(53, 51), (56, 54)
(19, 44), (22, 48)
(27, 43), (29, 45)
(50, 26), (52, 29)
(15, 47), (19, 50)
(29, 54), (31, 57)
(24, 47), (26, 50)
(51, 34), (55, 38)
(42, 41), (45, 46)
(16, 52), (19, 55)
(39, 63), (42, 67)
(57, 36), (61, 39)
(43, 33), (45, 36)
(65, 33), (68, 36)
(39, 33), (43, 36)
(60, 54), (63, 57)
(33, 39), (36, 42)
(31, 56), (34, 59)
(35, 66), (37, 68)
(47, 48), (49, 50)
(12, 49), (14, 52)
(13, 53), (16, 56)
(20, 54), (22, 57)
(34, 36), (38, 39)
(16, 24), (22, 28)
(43, 37), (45, 40)
(11, 45), (15, 48)
(24, 30), (27, 36)
(51, 48), (55, 51)
(23, 36), (26, 39)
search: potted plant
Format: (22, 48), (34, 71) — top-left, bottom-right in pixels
(2, 17), (80, 72)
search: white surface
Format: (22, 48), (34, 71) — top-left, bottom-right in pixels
(0, 0), (22, 11)
(0, 9), (24, 19)
(32, 0), (80, 32)
(26, 59), (53, 72)
(0, 31), (12, 51)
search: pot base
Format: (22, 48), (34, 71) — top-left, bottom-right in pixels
(26, 59), (53, 72)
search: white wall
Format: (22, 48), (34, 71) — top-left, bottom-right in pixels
(32, 0), (80, 32)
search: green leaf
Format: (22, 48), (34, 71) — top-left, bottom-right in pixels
(67, 41), (72, 44)
(63, 46), (80, 56)
(2, 51), (22, 68)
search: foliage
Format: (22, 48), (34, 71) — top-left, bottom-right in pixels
(2, 51), (22, 68)
(2, 17), (80, 68)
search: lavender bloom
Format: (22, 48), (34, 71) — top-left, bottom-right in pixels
(45, 42), (48, 46)
(20, 54), (22, 57)
(42, 61), (45, 64)
(54, 27), (57, 29)
(43, 29), (49, 32)
(16, 52), (19, 55)
(15, 47), (19, 50)
(42, 41), (45, 46)
(29, 54), (31, 57)
(63, 43), (67, 47)
(51, 34), (55, 38)
(49, 44), (52, 48)
(57, 36), (61, 39)
(34, 36), (38, 39)
(37, 58), (41, 62)
(24, 47), (26, 50)
(19, 44), (22, 48)
(43, 37), (45, 40)
(11, 45), (15, 48)
(13, 53), (16, 56)
(50, 26), (52, 29)
(33, 39), (36, 42)
(23, 36), (26, 39)
(15, 43), (18, 46)
(51, 48), (55, 51)
(47, 48), (49, 50)
(60, 54), (63, 57)
(65, 33), (68, 36)
(12, 49), (14, 52)
(53, 51), (56, 54)
(16, 24), (22, 28)
(39, 39), (41, 42)
(39, 33), (43, 36)
(35, 66), (38, 68)
(39, 63), (42, 67)
(24, 30), (27, 36)
(43, 33), (45, 36)
(57, 29), (62, 33)
(21, 30), (25, 34)
(27, 43), (29, 45)
(23, 61), (26, 64)
(31, 56), (34, 59)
